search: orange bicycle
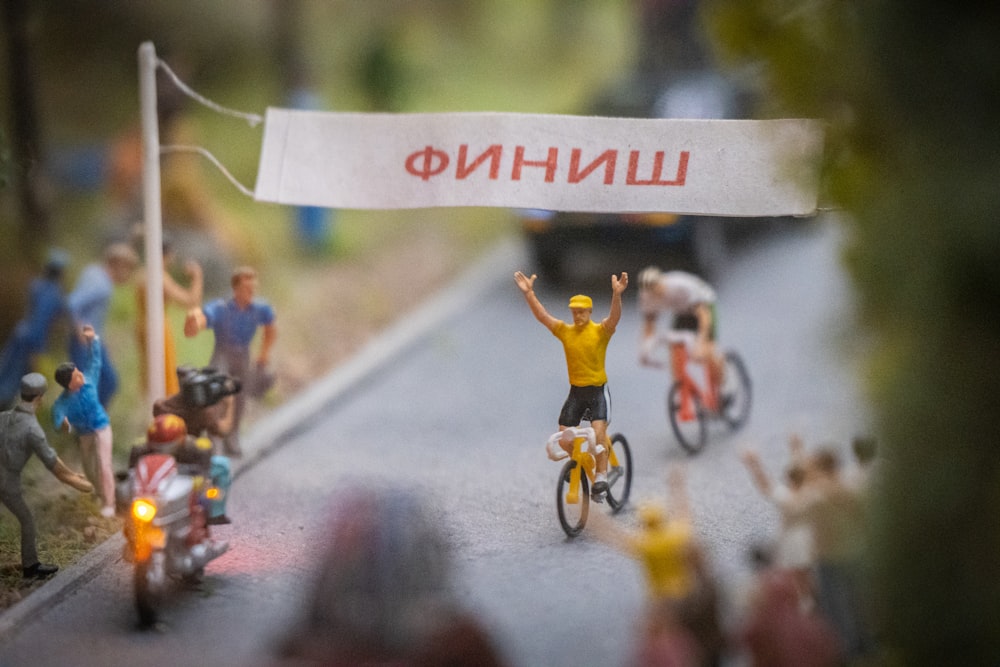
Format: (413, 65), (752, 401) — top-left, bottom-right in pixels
(662, 332), (751, 454)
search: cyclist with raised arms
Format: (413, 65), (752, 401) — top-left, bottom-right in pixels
(637, 266), (724, 394)
(515, 270), (628, 501)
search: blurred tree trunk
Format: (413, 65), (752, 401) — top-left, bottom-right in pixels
(2, 0), (51, 252)
(706, 2), (1000, 664)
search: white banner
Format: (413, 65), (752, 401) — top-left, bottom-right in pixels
(254, 110), (823, 216)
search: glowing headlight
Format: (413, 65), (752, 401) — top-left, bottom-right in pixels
(131, 498), (157, 523)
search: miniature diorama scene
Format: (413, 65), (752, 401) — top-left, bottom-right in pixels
(0, 2), (996, 666)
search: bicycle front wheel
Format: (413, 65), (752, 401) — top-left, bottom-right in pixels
(605, 433), (633, 513)
(556, 459), (589, 537)
(719, 351), (752, 429)
(667, 381), (707, 454)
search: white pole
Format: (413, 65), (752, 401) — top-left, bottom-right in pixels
(139, 42), (166, 410)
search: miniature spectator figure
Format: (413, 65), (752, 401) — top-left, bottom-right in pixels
(589, 466), (724, 666)
(1, 373), (93, 579)
(636, 266), (725, 397)
(276, 485), (507, 666)
(740, 439), (816, 606)
(801, 446), (875, 661)
(848, 435), (878, 493)
(0, 249), (70, 407)
(514, 269), (627, 501)
(66, 242), (139, 408)
(135, 236), (203, 397)
(184, 266), (276, 457)
(52, 326), (116, 517)
(736, 545), (842, 667)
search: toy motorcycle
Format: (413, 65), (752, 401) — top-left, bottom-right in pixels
(118, 451), (229, 626)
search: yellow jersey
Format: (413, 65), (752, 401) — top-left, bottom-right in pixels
(629, 520), (696, 600)
(552, 320), (612, 387)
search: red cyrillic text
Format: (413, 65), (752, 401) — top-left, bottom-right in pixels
(405, 144), (690, 187)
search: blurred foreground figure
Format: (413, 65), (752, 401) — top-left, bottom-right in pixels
(276, 486), (507, 666)
(590, 466), (723, 666)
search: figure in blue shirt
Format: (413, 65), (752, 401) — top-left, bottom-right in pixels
(66, 242), (138, 409)
(52, 326), (116, 517)
(0, 249), (69, 407)
(185, 266), (277, 457)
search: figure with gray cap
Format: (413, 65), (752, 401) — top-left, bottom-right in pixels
(1, 373), (93, 579)
(514, 270), (628, 501)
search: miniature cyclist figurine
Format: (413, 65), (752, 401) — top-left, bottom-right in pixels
(544, 425), (603, 462)
(514, 269), (627, 501)
(636, 266), (725, 396)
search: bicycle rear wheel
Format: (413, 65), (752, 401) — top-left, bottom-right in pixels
(556, 460), (589, 537)
(605, 433), (632, 513)
(667, 381), (707, 454)
(719, 351), (752, 429)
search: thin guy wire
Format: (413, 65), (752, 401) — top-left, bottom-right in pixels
(160, 145), (255, 198)
(156, 58), (264, 127)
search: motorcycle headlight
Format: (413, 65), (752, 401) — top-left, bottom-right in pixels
(132, 498), (157, 523)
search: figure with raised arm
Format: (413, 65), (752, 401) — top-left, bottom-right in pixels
(52, 326), (116, 517)
(514, 269), (627, 501)
(135, 236), (203, 397)
(185, 266), (276, 457)
(66, 242), (139, 408)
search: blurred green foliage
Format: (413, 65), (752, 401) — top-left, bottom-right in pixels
(706, 1), (1000, 663)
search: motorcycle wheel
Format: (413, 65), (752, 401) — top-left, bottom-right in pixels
(135, 554), (164, 627)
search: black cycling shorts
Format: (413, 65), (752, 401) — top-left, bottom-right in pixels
(671, 303), (718, 341)
(559, 384), (608, 426)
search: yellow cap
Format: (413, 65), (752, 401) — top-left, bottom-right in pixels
(568, 294), (592, 309)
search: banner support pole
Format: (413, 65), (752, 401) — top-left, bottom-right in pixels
(139, 41), (166, 410)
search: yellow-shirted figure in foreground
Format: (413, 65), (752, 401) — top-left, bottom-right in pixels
(514, 269), (628, 501)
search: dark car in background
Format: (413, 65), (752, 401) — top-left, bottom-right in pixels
(520, 69), (788, 284)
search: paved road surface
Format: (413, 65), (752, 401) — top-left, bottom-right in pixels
(0, 217), (866, 666)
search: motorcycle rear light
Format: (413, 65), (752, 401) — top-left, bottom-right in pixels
(132, 498), (157, 523)
(205, 487), (220, 500)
